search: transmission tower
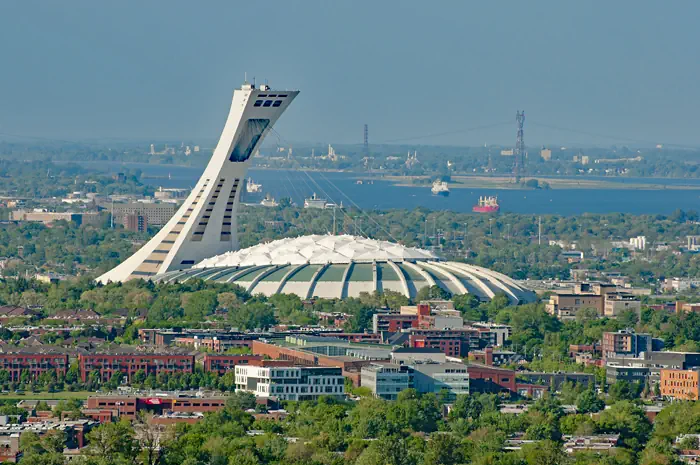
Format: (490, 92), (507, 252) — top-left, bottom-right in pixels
(363, 123), (370, 172)
(513, 110), (525, 182)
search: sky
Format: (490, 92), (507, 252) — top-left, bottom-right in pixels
(1, 1), (699, 148)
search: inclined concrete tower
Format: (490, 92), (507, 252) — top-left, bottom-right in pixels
(98, 82), (299, 283)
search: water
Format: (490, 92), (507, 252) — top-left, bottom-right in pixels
(77, 162), (700, 215)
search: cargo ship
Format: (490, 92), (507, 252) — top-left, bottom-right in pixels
(304, 193), (328, 209)
(472, 196), (500, 213)
(431, 180), (450, 197)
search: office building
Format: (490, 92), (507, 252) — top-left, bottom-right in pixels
(361, 363), (413, 400)
(111, 202), (175, 227)
(412, 362), (470, 398)
(235, 365), (345, 401)
(660, 369), (700, 400)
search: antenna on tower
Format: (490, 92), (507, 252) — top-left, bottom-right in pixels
(513, 110), (525, 183)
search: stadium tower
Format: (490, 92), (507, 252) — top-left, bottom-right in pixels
(98, 81), (299, 283)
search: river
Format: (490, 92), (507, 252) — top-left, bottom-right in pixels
(77, 162), (700, 215)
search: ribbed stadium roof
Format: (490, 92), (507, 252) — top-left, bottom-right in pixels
(194, 235), (438, 267)
(154, 235), (535, 304)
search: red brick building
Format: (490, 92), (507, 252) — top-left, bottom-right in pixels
(372, 314), (418, 332)
(85, 395), (228, 421)
(466, 363), (546, 398)
(0, 352), (69, 382)
(409, 334), (464, 357)
(78, 352), (195, 383)
(406, 328), (490, 357)
(203, 354), (264, 375)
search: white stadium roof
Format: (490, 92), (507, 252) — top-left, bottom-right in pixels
(194, 234), (438, 267)
(155, 234), (535, 303)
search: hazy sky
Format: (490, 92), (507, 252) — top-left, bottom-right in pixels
(1, 1), (699, 147)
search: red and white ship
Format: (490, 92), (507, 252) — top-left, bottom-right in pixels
(472, 196), (500, 213)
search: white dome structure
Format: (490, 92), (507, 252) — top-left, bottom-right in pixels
(154, 235), (535, 304)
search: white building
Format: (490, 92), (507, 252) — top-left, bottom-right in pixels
(412, 362), (470, 398)
(235, 365), (344, 401)
(629, 236), (646, 251)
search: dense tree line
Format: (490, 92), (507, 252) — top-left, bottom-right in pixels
(16, 388), (697, 465)
(2, 200), (699, 282)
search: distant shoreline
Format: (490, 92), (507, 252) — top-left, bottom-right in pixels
(386, 175), (700, 190)
(58, 160), (700, 190)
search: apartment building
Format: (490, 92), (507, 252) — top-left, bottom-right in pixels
(602, 330), (653, 358)
(78, 351), (195, 383)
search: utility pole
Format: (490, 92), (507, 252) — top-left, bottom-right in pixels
(332, 207), (337, 235)
(110, 200), (114, 229)
(424, 219), (428, 247)
(463, 222), (467, 249)
(538, 216), (542, 245)
(489, 218), (493, 237)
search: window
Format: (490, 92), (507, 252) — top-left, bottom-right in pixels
(273, 101), (282, 107)
(254, 100), (263, 107)
(263, 100), (273, 107)
(229, 119), (270, 162)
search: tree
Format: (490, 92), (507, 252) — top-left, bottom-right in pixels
(576, 389), (604, 414)
(597, 401), (651, 450)
(226, 391), (257, 411)
(181, 290), (217, 320)
(82, 419), (139, 463)
(521, 440), (566, 465)
(608, 380), (642, 402)
(415, 285), (450, 302)
(423, 433), (463, 465)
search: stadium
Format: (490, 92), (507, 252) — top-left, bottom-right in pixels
(153, 234), (535, 303)
(98, 82), (534, 305)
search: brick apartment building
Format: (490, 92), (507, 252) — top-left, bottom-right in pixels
(0, 351), (69, 382)
(602, 330), (652, 359)
(372, 313), (419, 332)
(78, 351), (195, 383)
(407, 328), (495, 357)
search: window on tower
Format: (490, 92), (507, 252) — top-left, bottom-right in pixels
(229, 119), (270, 162)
